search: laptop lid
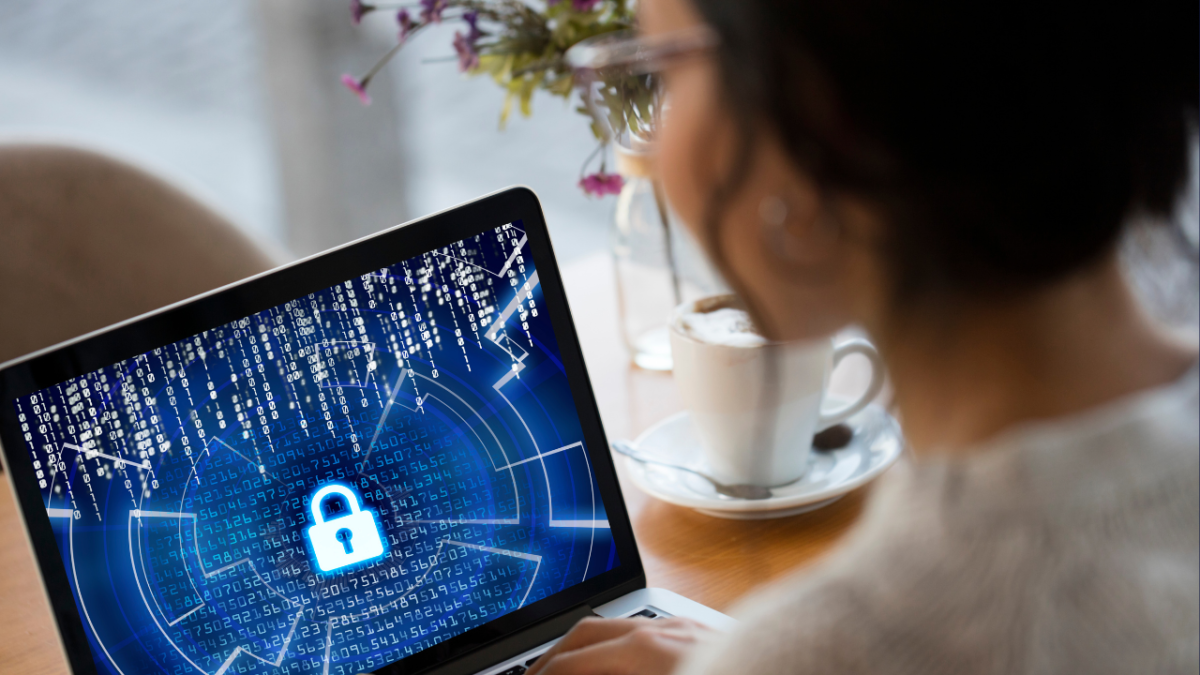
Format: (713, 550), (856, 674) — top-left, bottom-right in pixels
(0, 187), (644, 675)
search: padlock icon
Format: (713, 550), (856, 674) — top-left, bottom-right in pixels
(305, 483), (385, 573)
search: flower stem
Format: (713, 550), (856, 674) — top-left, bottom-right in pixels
(510, 57), (561, 77)
(651, 177), (683, 306)
(359, 39), (408, 86)
(578, 142), (605, 178)
(358, 21), (431, 86)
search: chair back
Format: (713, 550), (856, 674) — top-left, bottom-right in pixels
(0, 144), (277, 365)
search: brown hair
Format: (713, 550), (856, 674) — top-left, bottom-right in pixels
(689, 0), (1197, 300)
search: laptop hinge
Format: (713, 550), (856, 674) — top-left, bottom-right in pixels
(418, 603), (599, 675)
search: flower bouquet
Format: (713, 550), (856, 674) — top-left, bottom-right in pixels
(343, 0), (709, 369)
(342, 0), (640, 197)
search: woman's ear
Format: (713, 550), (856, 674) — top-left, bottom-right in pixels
(713, 139), (882, 342)
(730, 140), (845, 287)
(756, 177), (840, 273)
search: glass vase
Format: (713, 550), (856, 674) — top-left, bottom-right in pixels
(611, 149), (722, 371)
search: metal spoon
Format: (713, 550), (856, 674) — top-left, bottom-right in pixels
(610, 440), (773, 500)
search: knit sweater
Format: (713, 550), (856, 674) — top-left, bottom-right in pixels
(676, 363), (1199, 675)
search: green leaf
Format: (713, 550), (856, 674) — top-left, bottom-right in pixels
(500, 91), (514, 129)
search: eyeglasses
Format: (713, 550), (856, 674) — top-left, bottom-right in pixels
(566, 25), (720, 151)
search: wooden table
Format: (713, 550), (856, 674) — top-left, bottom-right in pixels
(0, 253), (869, 673)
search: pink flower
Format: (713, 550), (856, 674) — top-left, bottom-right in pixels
(340, 74), (372, 105)
(419, 0), (446, 23)
(397, 9), (415, 41)
(350, 0), (371, 25)
(463, 10), (482, 43)
(453, 31), (480, 72)
(578, 172), (624, 197)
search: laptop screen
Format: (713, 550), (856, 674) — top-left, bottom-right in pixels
(10, 220), (619, 674)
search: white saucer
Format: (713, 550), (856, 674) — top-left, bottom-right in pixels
(624, 404), (904, 519)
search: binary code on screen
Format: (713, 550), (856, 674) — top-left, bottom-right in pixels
(14, 221), (618, 675)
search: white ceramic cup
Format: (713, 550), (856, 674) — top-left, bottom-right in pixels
(669, 295), (885, 486)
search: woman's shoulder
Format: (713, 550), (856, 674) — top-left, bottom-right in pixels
(960, 358), (1198, 524)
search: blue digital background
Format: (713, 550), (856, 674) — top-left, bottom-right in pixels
(14, 221), (617, 675)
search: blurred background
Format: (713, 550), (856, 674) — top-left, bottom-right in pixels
(0, 0), (612, 262)
(0, 0), (1196, 329)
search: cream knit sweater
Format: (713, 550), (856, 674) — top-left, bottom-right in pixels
(676, 364), (1199, 675)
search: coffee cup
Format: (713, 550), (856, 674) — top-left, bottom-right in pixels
(669, 295), (885, 487)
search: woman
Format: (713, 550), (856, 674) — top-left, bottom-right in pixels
(532, 0), (1199, 672)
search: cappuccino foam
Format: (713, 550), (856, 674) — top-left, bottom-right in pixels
(677, 307), (768, 348)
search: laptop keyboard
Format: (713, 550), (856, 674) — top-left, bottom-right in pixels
(492, 610), (666, 674)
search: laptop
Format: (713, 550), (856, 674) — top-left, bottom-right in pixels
(0, 187), (731, 675)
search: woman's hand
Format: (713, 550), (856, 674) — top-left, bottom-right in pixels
(525, 616), (713, 675)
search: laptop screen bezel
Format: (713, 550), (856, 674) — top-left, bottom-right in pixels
(0, 186), (646, 675)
